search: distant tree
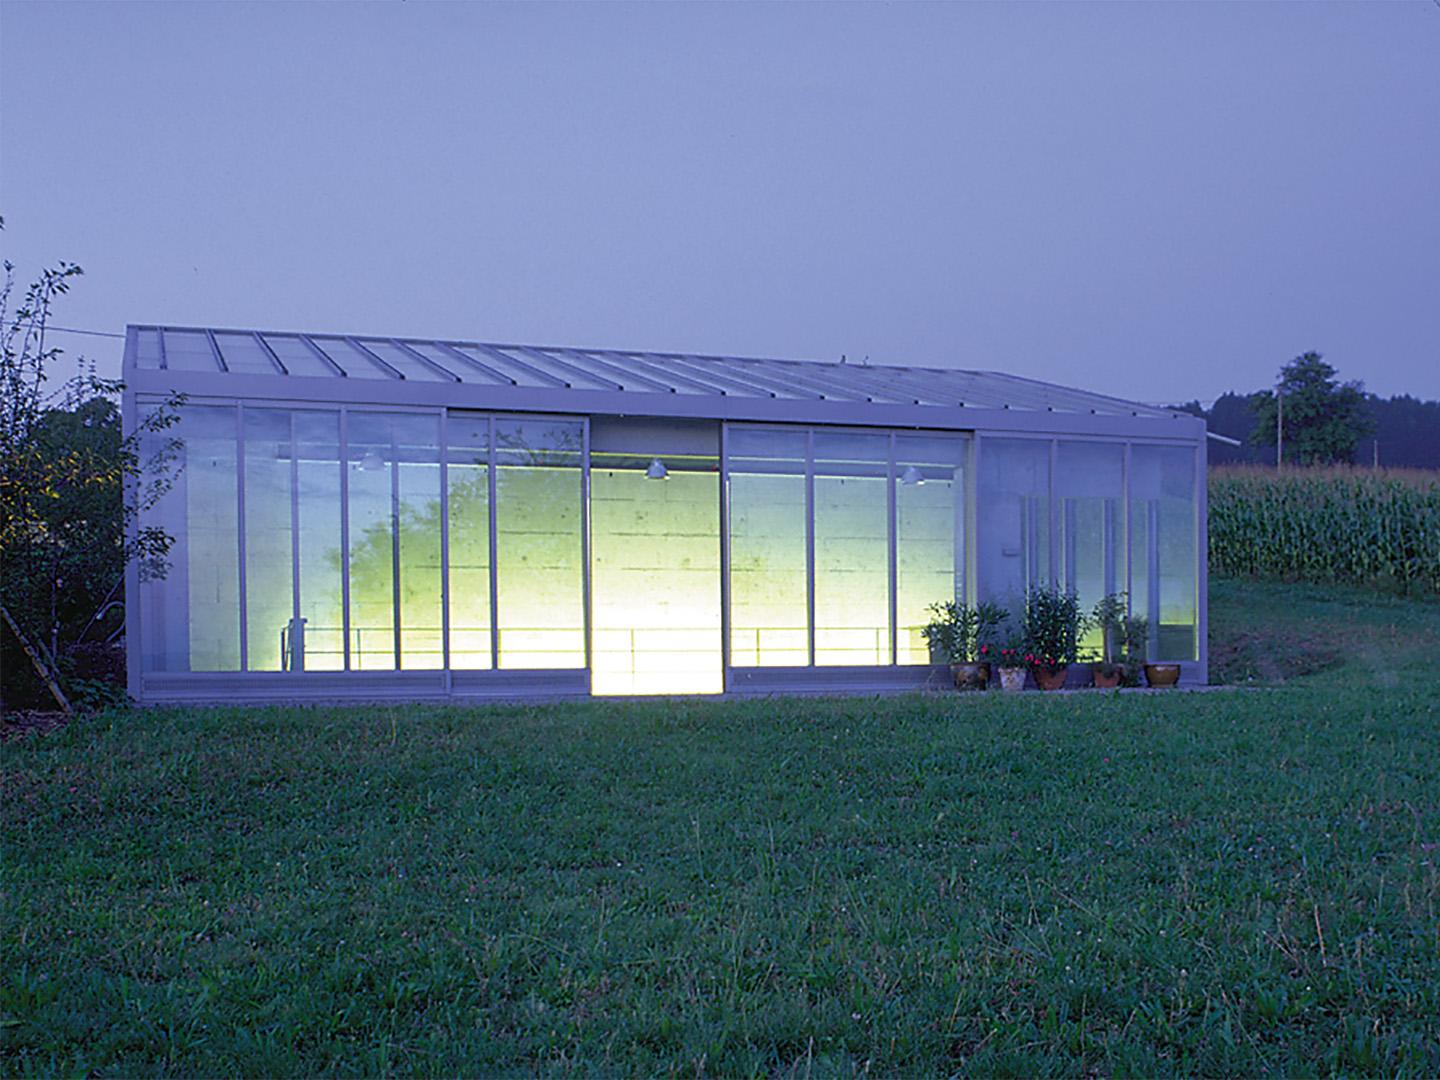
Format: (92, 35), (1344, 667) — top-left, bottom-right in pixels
(0, 219), (181, 712)
(1248, 352), (1371, 466)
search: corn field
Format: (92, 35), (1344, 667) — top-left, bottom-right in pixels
(1209, 466), (1440, 593)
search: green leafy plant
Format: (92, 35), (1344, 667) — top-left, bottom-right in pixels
(1022, 585), (1085, 669)
(921, 600), (1007, 663)
(1087, 592), (1129, 674)
(1119, 613), (1149, 686)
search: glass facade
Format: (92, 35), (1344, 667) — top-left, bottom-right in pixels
(494, 418), (585, 669)
(136, 405), (1201, 687)
(895, 434), (967, 665)
(727, 428), (809, 666)
(591, 448), (721, 695)
(812, 432), (890, 665)
(1130, 444), (1199, 661)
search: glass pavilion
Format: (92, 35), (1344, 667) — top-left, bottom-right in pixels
(125, 326), (1208, 702)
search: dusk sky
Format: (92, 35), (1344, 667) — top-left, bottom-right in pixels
(3, 1), (1437, 402)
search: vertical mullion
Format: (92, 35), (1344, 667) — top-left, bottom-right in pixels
(440, 409), (451, 681)
(1122, 443), (1132, 616)
(339, 408), (352, 671)
(582, 417), (593, 688)
(964, 434), (978, 606)
(1048, 439), (1059, 587)
(390, 422), (402, 670)
(1063, 499), (1077, 593)
(487, 416), (499, 671)
(1195, 442), (1208, 679)
(236, 404), (249, 671)
(289, 413), (301, 672)
(805, 429), (815, 668)
(886, 432), (897, 666)
(719, 422), (731, 690)
(1147, 499), (1161, 660)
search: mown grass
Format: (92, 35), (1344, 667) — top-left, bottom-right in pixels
(4, 586), (1440, 1076)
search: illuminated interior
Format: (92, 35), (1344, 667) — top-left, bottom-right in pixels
(812, 432), (890, 665)
(493, 418), (586, 669)
(590, 450), (722, 695)
(894, 434), (966, 664)
(727, 428), (809, 666)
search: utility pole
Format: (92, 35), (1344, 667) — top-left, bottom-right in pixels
(1373, 438), (1379, 469)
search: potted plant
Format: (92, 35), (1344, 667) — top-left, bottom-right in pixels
(993, 634), (1029, 692)
(1023, 585), (1085, 691)
(1118, 612), (1149, 688)
(921, 600), (1006, 690)
(1088, 592), (1128, 689)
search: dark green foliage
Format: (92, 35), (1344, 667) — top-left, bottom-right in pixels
(0, 228), (180, 708)
(921, 600), (1007, 663)
(1248, 352), (1372, 467)
(1022, 585), (1084, 666)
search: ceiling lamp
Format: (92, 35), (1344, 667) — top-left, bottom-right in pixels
(900, 465), (924, 486)
(645, 457), (668, 480)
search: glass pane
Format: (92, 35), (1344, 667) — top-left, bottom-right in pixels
(347, 413), (396, 670)
(396, 415), (443, 668)
(295, 412), (344, 671)
(977, 437), (1051, 611)
(263, 335), (337, 379)
(214, 333), (278, 375)
(447, 414), (491, 669)
(1130, 445), (1198, 661)
(135, 328), (163, 370)
(895, 433), (967, 665)
(161, 330), (219, 372)
(312, 338), (393, 379)
(243, 409), (294, 671)
(1056, 442), (1124, 659)
(591, 448), (721, 695)
(728, 428), (807, 666)
(359, 339), (453, 382)
(813, 433), (889, 665)
(494, 417), (585, 668)
(137, 404), (240, 671)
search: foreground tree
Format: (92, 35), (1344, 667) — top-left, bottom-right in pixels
(1248, 351), (1372, 467)
(0, 220), (180, 712)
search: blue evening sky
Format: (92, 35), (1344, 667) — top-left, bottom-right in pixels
(2, 1), (1437, 401)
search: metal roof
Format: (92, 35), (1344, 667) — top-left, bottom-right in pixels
(127, 324), (1188, 420)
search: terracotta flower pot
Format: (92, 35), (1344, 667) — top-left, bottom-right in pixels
(950, 661), (991, 690)
(1033, 664), (1069, 691)
(1144, 663), (1181, 688)
(997, 666), (1027, 692)
(1091, 663), (1123, 689)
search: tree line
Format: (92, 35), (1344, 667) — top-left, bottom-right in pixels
(1173, 352), (1440, 468)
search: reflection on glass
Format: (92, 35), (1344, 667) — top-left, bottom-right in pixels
(347, 413), (396, 670)
(138, 404), (240, 671)
(495, 418), (585, 668)
(395, 415), (442, 669)
(813, 432), (889, 665)
(244, 409), (294, 671)
(728, 428), (808, 666)
(591, 451), (720, 694)
(295, 411), (343, 670)
(1056, 441), (1124, 658)
(895, 433), (966, 664)
(1130, 445), (1198, 660)
(447, 414), (491, 669)
(977, 438), (1051, 611)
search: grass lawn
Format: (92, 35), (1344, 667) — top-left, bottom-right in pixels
(4, 581), (1439, 1075)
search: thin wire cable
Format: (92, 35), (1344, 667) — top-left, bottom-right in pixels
(43, 325), (125, 339)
